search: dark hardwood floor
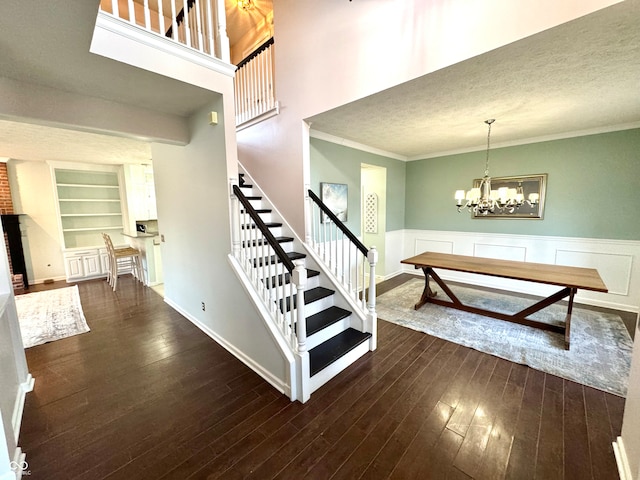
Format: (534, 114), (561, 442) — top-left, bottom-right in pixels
(18, 275), (625, 479)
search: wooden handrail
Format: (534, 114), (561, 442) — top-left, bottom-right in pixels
(237, 37), (274, 68)
(233, 185), (295, 272)
(307, 189), (368, 256)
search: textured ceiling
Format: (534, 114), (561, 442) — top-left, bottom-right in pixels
(307, 0), (640, 159)
(0, 120), (151, 164)
(1, 1), (638, 164)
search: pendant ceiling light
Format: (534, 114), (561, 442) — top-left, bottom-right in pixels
(238, 0), (255, 11)
(455, 119), (539, 215)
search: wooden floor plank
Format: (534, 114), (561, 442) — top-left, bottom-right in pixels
(17, 276), (625, 480)
(534, 376), (564, 480)
(563, 381), (593, 480)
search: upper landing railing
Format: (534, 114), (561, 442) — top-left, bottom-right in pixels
(235, 37), (278, 129)
(99, 0), (230, 62)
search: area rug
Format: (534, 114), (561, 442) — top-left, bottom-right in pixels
(376, 279), (633, 397)
(15, 286), (90, 348)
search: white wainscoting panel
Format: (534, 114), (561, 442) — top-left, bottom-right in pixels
(555, 250), (633, 296)
(391, 230), (640, 312)
(415, 239), (453, 255)
(474, 243), (526, 262)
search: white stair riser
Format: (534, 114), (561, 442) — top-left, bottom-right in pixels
(241, 226), (283, 237)
(304, 295), (334, 317)
(309, 341), (370, 394)
(306, 316), (351, 350)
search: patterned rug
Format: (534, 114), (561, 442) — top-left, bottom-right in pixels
(15, 286), (89, 348)
(377, 279), (633, 397)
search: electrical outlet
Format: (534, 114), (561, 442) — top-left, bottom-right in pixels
(201, 302), (206, 311)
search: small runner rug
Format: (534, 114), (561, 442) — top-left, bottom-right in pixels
(15, 285), (89, 348)
(376, 278), (632, 397)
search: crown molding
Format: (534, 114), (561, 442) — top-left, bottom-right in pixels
(309, 130), (409, 161)
(407, 121), (640, 161)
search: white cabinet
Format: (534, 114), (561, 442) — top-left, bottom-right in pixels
(64, 248), (109, 281)
(124, 164), (157, 224)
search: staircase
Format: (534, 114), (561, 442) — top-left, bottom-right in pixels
(230, 170), (375, 402)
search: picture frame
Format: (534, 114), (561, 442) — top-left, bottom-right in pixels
(472, 173), (547, 219)
(320, 182), (348, 223)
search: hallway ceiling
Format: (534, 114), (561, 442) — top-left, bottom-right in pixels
(0, 1), (638, 163)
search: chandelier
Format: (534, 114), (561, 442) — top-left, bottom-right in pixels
(455, 119), (539, 215)
(237, 0), (255, 11)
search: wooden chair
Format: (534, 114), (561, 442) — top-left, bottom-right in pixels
(102, 233), (144, 291)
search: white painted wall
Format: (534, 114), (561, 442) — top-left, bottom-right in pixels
(7, 160), (66, 283)
(152, 100), (288, 390)
(618, 316), (640, 479)
(237, 0), (621, 237)
(0, 221), (32, 480)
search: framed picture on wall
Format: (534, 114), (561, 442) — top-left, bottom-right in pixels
(321, 182), (348, 223)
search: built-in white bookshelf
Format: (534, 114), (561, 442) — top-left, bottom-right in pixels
(54, 169), (125, 248)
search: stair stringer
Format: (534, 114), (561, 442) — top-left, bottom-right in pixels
(226, 254), (297, 400)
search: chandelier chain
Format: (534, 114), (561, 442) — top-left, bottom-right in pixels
(484, 119), (494, 177)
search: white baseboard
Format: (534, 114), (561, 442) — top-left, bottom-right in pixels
(11, 374), (34, 444)
(8, 447), (29, 480)
(613, 437), (634, 480)
(31, 275), (67, 285)
(163, 296), (289, 398)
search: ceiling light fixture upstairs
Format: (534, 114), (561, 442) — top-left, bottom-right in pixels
(455, 119), (539, 215)
(237, 0), (255, 11)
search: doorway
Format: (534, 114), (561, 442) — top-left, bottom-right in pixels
(361, 163), (386, 281)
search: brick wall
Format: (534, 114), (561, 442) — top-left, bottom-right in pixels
(0, 163), (14, 215)
(0, 162), (23, 289)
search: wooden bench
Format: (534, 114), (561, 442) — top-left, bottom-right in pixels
(401, 252), (608, 349)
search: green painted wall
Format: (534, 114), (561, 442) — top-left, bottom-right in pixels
(309, 138), (407, 234)
(406, 129), (640, 240)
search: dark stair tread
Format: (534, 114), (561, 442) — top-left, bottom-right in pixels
(279, 286), (334, 312)
(239, 183), (253, 188)
(306, 306), (351, 337)
(263, 269), (320, 288)
(242, 222), (282, 229)
(253, 251), (306, 268)
(244, 196), (262, 200)
(309, 328), (371, 376)
(243, 236), (293, 248)
(241, 209), (271, 214)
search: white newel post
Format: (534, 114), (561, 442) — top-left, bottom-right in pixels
(293, 260), (310, 402)
(230, 179), (241, 260)
(367, 246), (378, 350)
(215, 0), (230, 62)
